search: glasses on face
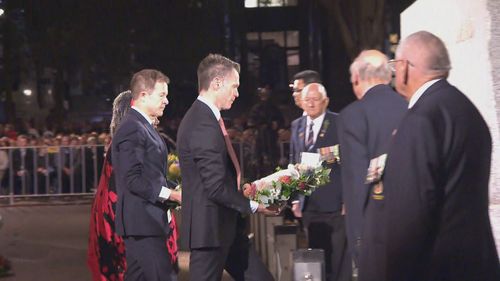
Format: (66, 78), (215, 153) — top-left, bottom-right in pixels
(388, 59), (415, 72)
(289, 84), (302, 93)
(303, 97), (322, 103)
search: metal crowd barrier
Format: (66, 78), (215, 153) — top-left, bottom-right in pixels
(0, 141), (290, 205)
(0, 144), (105, 204)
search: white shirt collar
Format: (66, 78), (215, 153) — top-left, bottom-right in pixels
(197, 96), (221, 121)
(408, 79), (441, 108)
(131, 106), (153, 125)
(306, 111), (326, 144)
(307, 111), (326, 125)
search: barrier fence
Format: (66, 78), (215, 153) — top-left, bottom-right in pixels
(0, 142), (290, 204)
(0, 145), (105, 203)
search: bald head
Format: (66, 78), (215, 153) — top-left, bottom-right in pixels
(350, 49), (392, 99)
(350, 50), (392, 82)
(394, 31), (451, 100)
(397, 31), (451, 78)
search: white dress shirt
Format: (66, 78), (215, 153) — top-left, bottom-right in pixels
(306, 111), (326, 146)
(408, 79), (441, 109)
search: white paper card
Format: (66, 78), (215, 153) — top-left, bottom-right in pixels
(300, 152), (321, 167)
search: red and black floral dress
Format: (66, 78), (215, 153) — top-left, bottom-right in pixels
(87, 148), (178, 281)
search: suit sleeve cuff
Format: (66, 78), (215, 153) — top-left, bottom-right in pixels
(250, 200), (259, 213)
(158, 186), (172, 202)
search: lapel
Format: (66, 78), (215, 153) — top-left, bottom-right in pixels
(130, 109), (168, 159)
(312, 111), (336, 150)
(195, 100), (239, 175)
(411, 79), (447, 111)
(297, 116), (307, 153)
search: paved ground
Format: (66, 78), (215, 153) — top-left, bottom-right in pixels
(0, 201), (233, 281)
(0, 201), (499, 281)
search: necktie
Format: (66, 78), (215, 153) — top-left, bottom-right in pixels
(306, 121), (314, 151)
(219, 118), (241, 190)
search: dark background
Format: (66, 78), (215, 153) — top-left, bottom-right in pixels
(0, 0), (415, 129)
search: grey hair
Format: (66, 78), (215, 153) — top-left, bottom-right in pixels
(302, 83), (328, 99)
(399, 31), (451, 77)
(110, 90), (133, 136)
(350, 50), (392, 82)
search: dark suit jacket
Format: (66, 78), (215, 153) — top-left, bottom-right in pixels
(112, 109), (170, 237)
(12, 148), (35, 173)
(289, 110), (343, 213)
(177, 100), (252, 249)
(383, 79), (499, 280)
(337, 84), (407, 261)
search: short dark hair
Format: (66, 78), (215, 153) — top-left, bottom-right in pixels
(130, 69), (170, 100)
(197, 54), (240, 92)
(293, 70), (322, 85)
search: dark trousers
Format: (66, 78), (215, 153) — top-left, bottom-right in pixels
(303, 211), (351, 281)
(123, 236), (175, 281)
(358, 198), (386, 281)
(190, 234), (274, 281)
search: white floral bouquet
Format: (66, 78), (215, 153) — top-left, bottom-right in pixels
(245, 163), (331, 207)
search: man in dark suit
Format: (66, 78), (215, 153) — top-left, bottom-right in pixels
(112, 69), (181, 281)
(177, 54), (274, 281)
(337, 50), (407, 279)
(380, 31), (499, 280)
(290, 83), (351, 281)
(12, 134), (34, 194)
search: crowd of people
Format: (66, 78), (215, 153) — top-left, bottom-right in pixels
(0, 111), (292, 197)
(0, 130), (110, 195)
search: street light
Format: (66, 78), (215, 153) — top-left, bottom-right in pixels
(0, 9), (4, 17)
(23, 89), (32, 96)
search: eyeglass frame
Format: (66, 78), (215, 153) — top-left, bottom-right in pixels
(388, 59), (415, 72)
(289, 83), (303, 93)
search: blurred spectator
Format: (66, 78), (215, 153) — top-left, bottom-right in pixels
(24, 120), (40, 139)
(240, 128), (257, 181)
(85, 136), (104, 192)
(4, 124), (17, 140)
(248, 86), (283, 178)
(12, 135), (34, 194)
(0, 138), (9, 194)
(58, 135), (81, 193)
(35, 139), (56, 194)
(277, 128), (291, 167)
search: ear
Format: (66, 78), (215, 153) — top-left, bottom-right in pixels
(211, 77), (223, 90)
(352, 73), (360, 86)
(138, 91), (147, 102)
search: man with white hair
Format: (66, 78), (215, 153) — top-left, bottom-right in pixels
(290, 83), (351, 281)
(337, 49), (407, 279)
(381, 31), (499, 280)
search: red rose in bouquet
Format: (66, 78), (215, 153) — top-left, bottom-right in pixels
(280, 175), (292, 184)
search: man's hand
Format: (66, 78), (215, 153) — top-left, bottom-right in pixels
(257, 204), (280, 216)
(242, 183), (255, 198)
(169, 190), (182, 204)
(291, 201), (302, 218)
